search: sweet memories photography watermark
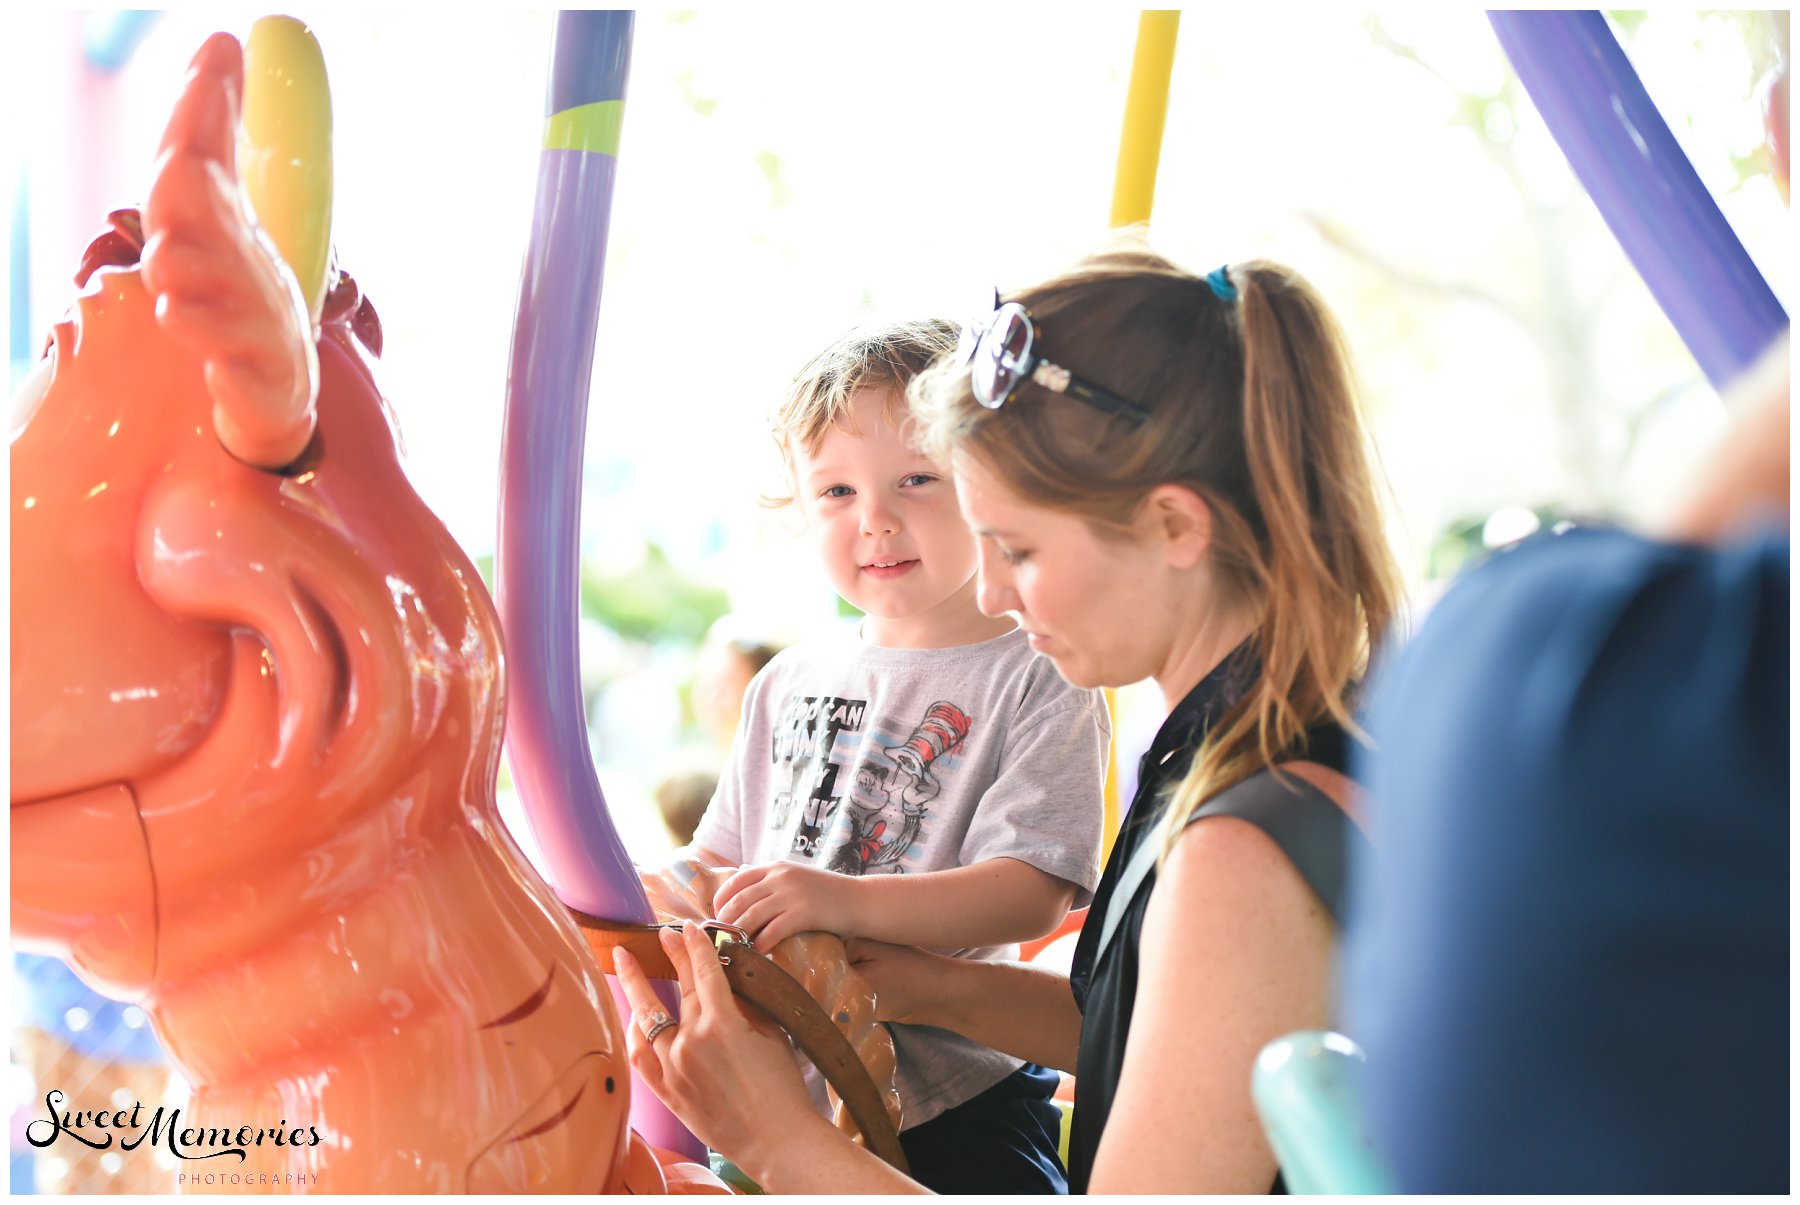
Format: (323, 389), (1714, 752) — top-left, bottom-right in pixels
(25, 1089), (322, 1190)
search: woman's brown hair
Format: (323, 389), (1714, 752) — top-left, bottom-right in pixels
(913, 241), (1401, 860)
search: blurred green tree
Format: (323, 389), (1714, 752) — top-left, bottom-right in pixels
(580, 542), (730, 646)
(476, 546), (730, 647)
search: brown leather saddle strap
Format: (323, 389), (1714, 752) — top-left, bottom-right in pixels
(572, 912), (909, 1175)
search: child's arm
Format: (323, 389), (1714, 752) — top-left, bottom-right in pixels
(711, 857), (1076, 950)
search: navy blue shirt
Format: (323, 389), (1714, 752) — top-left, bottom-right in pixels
(1342, 526), (1788, 1192)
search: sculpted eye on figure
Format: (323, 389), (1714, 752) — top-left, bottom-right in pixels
(8, 24), (718, 1194)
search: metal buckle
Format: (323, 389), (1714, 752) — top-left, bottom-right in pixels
(659, 919), (751, 963)
(699, 919), (751, 948)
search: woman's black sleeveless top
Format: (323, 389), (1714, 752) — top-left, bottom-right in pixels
(1065, 647), (1351, 1194)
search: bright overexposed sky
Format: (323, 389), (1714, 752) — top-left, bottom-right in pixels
(10, 10), (1788, 589)
(4, 7), (1791, 861)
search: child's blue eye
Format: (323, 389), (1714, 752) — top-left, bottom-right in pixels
(901, 473), (935, 488)
(821, 485), (853, 499)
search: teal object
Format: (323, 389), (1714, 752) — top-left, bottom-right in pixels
(1252, 1030), (1393, 1194)
(707, 1153), (764, 1195)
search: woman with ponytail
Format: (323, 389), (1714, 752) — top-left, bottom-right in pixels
(615, 243), (1401, 1194)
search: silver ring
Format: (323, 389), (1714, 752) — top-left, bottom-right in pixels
(639, 1009), (677, 1042)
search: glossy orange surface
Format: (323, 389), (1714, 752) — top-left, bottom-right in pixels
(10, 27), (720, 1193)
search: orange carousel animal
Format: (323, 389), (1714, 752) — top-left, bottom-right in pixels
(10, 24), (727, 1193)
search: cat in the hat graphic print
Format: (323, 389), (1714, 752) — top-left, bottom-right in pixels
(764, 694), (974, 871)
(829, 701), (973, 875)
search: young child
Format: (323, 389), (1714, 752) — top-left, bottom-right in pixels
(686, 318), (1109, 1194)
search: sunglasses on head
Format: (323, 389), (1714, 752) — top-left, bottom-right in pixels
(955, 291), (1150, 425)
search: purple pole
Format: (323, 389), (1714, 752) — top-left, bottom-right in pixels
(1490, 11), (1787, 389)
(496, 11), (703, 1159)
(499, 9), (645, 930)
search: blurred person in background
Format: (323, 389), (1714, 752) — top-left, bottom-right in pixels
(692, 617), (784, 757)
(650, 769), (718, 850)
(1341, 50), (1789, 1191)
(650, 618), (784, 849)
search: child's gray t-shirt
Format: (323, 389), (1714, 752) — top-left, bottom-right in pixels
(694, 625), (1109, 1126)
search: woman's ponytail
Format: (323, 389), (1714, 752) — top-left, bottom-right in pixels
(1155, 262), (1400, 861)
(906, 242), (1401, 865)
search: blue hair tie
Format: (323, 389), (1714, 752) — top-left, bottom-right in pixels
(1206, 265), (1238, 303)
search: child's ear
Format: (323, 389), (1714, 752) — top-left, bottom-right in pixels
(1142, 484), (1213, 569)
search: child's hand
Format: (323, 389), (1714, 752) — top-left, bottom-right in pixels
(712, 863), (861, 949)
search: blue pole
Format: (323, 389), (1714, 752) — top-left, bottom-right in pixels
(10, 169), (32, 392)
(1490, 11), (1787, 389)
(83, 11), (164, 72)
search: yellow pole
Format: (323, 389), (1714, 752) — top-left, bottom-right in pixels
(1108, 11), (1180, 229)
(1098, 684), (1125, 865)
(1098, 12), (1179, 865)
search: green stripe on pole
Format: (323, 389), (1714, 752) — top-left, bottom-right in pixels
(543, 100), (625, 155)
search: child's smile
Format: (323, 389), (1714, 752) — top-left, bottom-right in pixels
(793, 386), (1013, 649)
(861, 557), (918, 579)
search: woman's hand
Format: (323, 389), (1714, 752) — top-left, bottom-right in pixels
(849, 939), (1083, 1071)
(844, 938), (963, 1028)
(613, 922), (824, 1164)
(614, 921), (928, 1194)
(712, 862), (861, 948)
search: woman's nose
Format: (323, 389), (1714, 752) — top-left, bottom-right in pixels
(975, 549), (1014, 617)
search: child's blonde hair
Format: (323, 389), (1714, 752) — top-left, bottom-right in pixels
(765, 318), (960, 508)
(912, 241), (1401, 863)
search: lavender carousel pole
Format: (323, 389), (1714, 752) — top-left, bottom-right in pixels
(1490, 10), (1787, 388)
(496, 10), (702, 1159)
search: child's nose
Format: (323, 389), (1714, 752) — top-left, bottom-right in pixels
(859, 497), (899, 536)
